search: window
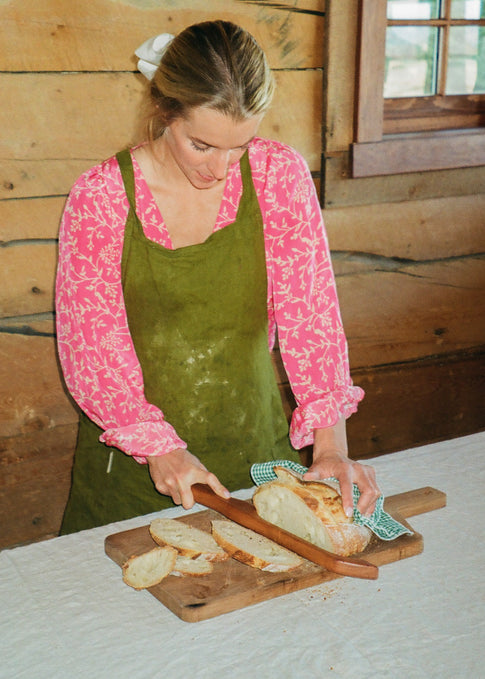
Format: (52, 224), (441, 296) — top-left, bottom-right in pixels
(352, 0), (485, 176)
(385, 0), (485, 133)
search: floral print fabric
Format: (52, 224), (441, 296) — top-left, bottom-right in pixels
(55, 138), (363, 463)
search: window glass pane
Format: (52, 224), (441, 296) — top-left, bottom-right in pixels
(446, 26), (485, 93)
(384, 26), (438, 96)
(450, 0), (485, 19)
(387, 0), (439, 20)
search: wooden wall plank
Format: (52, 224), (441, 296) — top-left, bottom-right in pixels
(352, 130), (485, 177)
(0, 243), (57, 318)
(0, 160), (100, 202)
(0, 197), (65, 242)
(0, 0), (325, 72)
(0, 335), (77, 438)
(324, 194), (485, 260)
(323, 0), (358, 153)
(347, 349), (485, 458)
(0, 425), (76, 548)
(0, 70), (323, 200)
(336, 258), (485, 369)
(0, 73), (147, 162)
(0, 315), (55, 336)
(353, 0), (387, 143)
(323, 153), (485, 207)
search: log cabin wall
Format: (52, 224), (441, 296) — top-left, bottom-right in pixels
(0, 0), (483, 549)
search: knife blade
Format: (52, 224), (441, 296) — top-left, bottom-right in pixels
(192, 483), (378, 580)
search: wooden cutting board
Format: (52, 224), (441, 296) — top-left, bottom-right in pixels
(105, 486), (446, 622)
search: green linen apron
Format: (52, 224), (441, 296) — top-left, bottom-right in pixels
(60, 149), (298, 534)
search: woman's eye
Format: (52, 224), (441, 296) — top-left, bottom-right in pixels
(191, 141), (210, 152)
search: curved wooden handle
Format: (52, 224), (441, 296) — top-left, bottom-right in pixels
(192, 484), (378, 580)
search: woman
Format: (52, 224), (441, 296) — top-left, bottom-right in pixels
(56, 20), (379, 533)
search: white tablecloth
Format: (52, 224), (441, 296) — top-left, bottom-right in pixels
(1, 433), (484, 679)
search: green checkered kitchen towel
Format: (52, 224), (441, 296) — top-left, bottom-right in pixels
(250, 460), (412, 541)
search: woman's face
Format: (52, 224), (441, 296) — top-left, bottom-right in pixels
(163, 107), (263, 190)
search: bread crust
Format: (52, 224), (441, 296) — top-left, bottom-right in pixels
(149, 518), (229, 562)
(211, 519), (303, 572)
(252, 469), (371, 557)
(122, 545), (177, 589)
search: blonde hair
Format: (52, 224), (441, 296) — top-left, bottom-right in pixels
(144, 21), (274, 141)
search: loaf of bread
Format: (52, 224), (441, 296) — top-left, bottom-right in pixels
(122, 545), (177, 589)
(149, 517), (229, 562)
(211, 519), (303, 572)
(252, 466), (371, 557)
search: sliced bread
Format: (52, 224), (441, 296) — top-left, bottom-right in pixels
(211, 519), (303, 572)
(122, 545), (177, 590)
(149, 517), (229, 562)
(171, 554), (214, 577)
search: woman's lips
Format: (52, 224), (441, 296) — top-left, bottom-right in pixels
(197, 171), (218, 184)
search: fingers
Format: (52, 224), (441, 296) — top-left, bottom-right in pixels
(354, 467), (381, 517)
(337, 469), (355, 518)
(303, 460), (354, 517)
(178, 471), (230, 509)
(147, 451), (229, 510)
(302, 455), (381, 518)
(178, 483), (195, 510)
(205, 472), (231, 500)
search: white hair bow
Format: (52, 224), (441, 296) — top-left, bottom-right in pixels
(135, 33), (174, 80)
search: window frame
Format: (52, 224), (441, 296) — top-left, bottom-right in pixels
(351, 0), (485, 177)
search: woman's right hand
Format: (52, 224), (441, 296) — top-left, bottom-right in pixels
(147, 448), (230, 509)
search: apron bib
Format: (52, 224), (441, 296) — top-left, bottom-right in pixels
(61, 149), (298, 533)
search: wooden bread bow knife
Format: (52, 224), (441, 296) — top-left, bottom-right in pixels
(192, 484), (378, 580)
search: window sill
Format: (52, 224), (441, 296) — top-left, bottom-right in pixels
(351, 128), (485, 178)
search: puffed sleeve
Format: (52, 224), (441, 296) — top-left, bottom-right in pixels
(259, 142), (364, 449)
(55, 159), (186, 462)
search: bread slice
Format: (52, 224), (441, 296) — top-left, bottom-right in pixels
(122, 545), (177, 590)
(171, 554), (214, 577)
(211, 519), (303, 572)
(252, 468), (371, 557)
(149, 517), (229, 562)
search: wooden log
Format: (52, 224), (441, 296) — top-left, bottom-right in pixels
(0, 423), (77, 549)
(323, 0), (358, 153)
(0, 242), (57, 318)
(0, 314), (55, 336)
(336, 258), (485, 369)
(0, 335), (77, 439)
(0, 196), (65, 242)
(347, 349), (485, 458)
(274, 346), (485, 459)
(0, 159), (101, 202)
(351, 130), (485, 177)
(322, 152), (485, 207)
(324, 194), (485, 261)
(0, 0), (325, 72)
(0, 70), (323, 200)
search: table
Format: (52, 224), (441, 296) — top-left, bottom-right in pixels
(1, 432), (484, 679)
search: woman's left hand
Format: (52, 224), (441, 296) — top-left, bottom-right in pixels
(302, 422), (381, 517)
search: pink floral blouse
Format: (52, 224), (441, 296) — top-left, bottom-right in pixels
(56, 138), (363, 463)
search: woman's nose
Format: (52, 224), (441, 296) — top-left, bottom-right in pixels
(208, 150), (231, 180)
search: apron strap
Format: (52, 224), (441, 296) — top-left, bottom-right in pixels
(116, 149), (137, 212)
